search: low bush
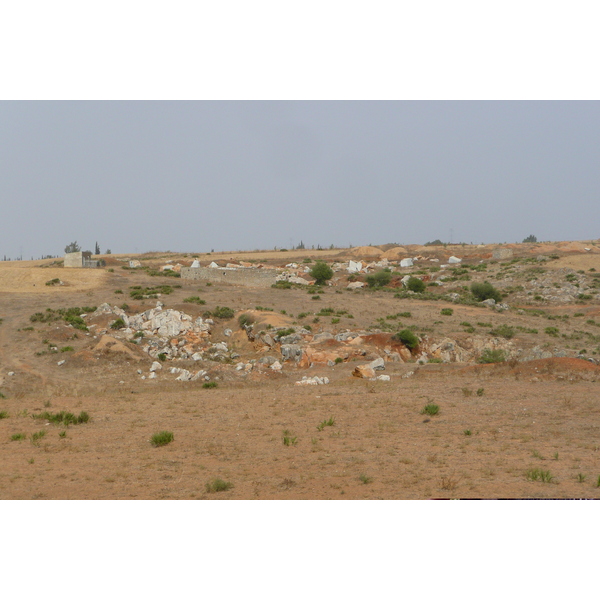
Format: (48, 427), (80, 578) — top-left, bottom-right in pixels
(366, 270), (392, 288)
(110, 318), (126, 330)
(309, 261), (334, 285)
(183, 296), (206, 305)
(151, 431), (174, 447)
(203, 381), (218, 389)
(211, 306), (234, 319)
(406, 277), (426, 293)
(471, 282), (502, 303)
(238, 313), (255, 328)
(490, 324), (515, 339)
(440, 308), (453, 316)
(478, 349), (506, 363)
(205, 478), (233, 493)
(392, 329), (419, 350)
(421, 404), (440, 416)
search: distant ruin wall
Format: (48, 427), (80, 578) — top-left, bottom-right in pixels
(64, 252), (83, 268)
(181, 267), (278, 288)
(64, 251), (101, 268)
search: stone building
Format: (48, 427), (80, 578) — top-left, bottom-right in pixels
(64, 251), (103, 268)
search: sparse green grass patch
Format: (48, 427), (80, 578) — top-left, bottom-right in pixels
(526, 468), (554, 483)
(317, 417), (335, 431)
(31, 430), (46, 445)
(36, 410), (89, 426)
(11, 433), (26, 441)
(421, 404), (440, 416)
(151, 431), (174, 447)
(183, 296), (206, 305)
(203, 381), (218, 389)
(205, 478), (233, 493)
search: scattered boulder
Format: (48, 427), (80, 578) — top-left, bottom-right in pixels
(295, 376), (329, 386)
(348, 260), (363, 273)
(352, 365), (376, 379)
(369, 357), (385, 371)
(448, 256), (462, 264)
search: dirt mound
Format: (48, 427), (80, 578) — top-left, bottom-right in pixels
(380, 247), (409, 260)
(344, 246), (383, 259)
(85, 335), (144, 362)
(242, 310), (295, 329)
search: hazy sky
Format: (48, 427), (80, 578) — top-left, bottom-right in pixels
(1, 101), (599, 259)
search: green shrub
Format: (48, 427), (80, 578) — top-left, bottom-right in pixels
(490, 324), (514, 339)
(158, 353), (167, 362)
(545, 326), (559, 337)
(110, 318), (126, 329)
(471, 282), (502, 303)
(11, 433), (26, 441)
(421, 404), (440, 416)
(212, 306), (234, 319)
(183, 296), (206, 305)
(238, 313), (255, 328)
(60, 346), (74, 352)
(37, 410), (89, 426)
(0, 410), (8, 419)
(275, 328), (295, 339)
(205, 478), (233, 493)
(440, 308), (453, 316)
(392, 329), (419, 350)
(406, 277), (426, 293)
(203, 381), (218, 389)
(309, 261), (334, 285)
(151, 431), (174, 447)
(366, 270), (392, 288)
(478, 349), (506, 363)
(45, 278), (61, 286)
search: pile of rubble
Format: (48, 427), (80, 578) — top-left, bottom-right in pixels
(88, 303), (236, 363)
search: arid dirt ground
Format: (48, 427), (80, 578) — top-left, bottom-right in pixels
(1, 241), (600, 499)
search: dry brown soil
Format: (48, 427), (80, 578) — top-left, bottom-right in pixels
(1, 244), (600, 499)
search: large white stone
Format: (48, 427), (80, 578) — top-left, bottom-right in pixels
(448, 256), (462, 264)
(348, 260), (362, 273)
(400, 258), (413, 268)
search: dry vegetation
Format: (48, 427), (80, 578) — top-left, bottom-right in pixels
(1, 240), (600, 499)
